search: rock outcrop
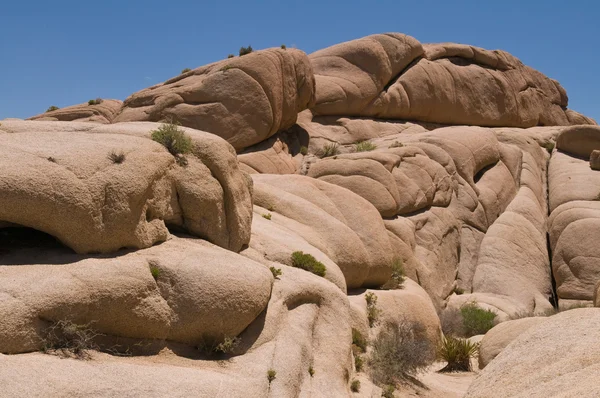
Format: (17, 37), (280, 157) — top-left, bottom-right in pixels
(29, 99), (123, 124)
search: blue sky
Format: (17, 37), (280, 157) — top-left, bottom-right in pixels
(1, 0), (598, 122)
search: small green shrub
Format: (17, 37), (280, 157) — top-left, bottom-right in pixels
(354, 353), (364, 372)
(389, 141), (404, 148)
(352, 328), (367, 353)
(150, 122), (193, 157)
(308, 366), (315, 377)
(280, 44), (287, 50)
(214, 336), (241, 354)
(544, 142), (555, 154)
(291, 251), (326, 277)
(46, 106), (60, 112)
(149, 264), (161, 281)
(181, 68), (192, 74)
(381, 385), (396, 398)
(299, 146), (308, 156)
(42, 320), (100, 360)
(239, 45), (253, 56)
(319, 143), (339, 158)
(369, 321), (436, 386)
(227, 54), (235, 58)
(350, 379), (361, 392)
(262, 213), (272, 220)
(460, 303), (496, 336)
(380, 258), (405, 290)
(108, 151), (125, 164)
(437, 336), (479, 372)
(267, 369), (277, 384)
(88, 99), (96, 105)
(270, 266), (282, 279)
(221, 64), (234, 72)
(454, 287), (465, 295)
(355, 141), (377, 152)
(365, 292), (380, 328)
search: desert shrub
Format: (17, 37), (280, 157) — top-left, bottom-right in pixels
(389, 141), (403, 148)
(299, 146), (308, 155)
(280, 44), (287, 50)
(149, 264), (161, 281)
(381, 258), (405, 290)
(108, 151), (125, 164)
(269, 266), (282, 279)
(352, 328), (367, 353)
(365, 292), (380, 327)
(319, 143), (339, 158)
(381, 385), (396, 398)
(88, 99), (97, 105)
(350, 379), (361, 392)
(437, 336), (479, 372)
(354, 353), (364, 372)
(544, 141), (555, 154)
(47, 156), (56, 163)
(460, 303), (496, 336)
(150, 122), (193, 158)
(46, 105), (60, 112)
(221, 64), (234, 72)
(239, 45), (253, 56)
(198, 335), (241, 355)
(267, 369), (277, 384)
(369, 321), (436, 386)
(308, 366), (315, 377)
(214, 336), (240, 354)
(453, 287), (465, 295)
(227, 54), (234, 58)
(262, 213), (272, 220)
(181, 68), (192, 74)
(291, 251), (326, 277)
(355, 141), (377, 152)
(42, 320), (100, 360)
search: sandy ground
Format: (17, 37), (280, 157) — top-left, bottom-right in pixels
(396, 361), (477, 398)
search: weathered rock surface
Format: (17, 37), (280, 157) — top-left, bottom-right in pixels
(28, 99), (123, 124)
(115, 48), (315, 151)
(0, 120), (252, 253)
(310, 34), (594, 128)
(466, 309), (600, 398)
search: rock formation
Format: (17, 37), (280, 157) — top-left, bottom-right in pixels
(3, 31), (600, 397)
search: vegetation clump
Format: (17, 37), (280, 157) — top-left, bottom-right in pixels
(181, 68), (192, 74)
(108, 151), (126, 164)
(227, 54), (235, 58)
(460, 302), (496, 336)
(267, 369), (277, 384)
(299, 146), (308, 155)
(239, 45), (253, 56)
(380, 258), (405, 290)
(262, 213), (272, 220)
(365, 292), (380, 327)
(42, 320), (100, 360)
(269, 266), (282, 279)
(369, 321), (435, 387)
(280, 44), (287, 50)
(352, 328), (368, 353)
(544, 141), (555, 154)
(308, 366), (315, 377)
(197, 335), (241, 356)
(150, 122), (193, 162)
(381, 385), (396, 398)
(437, 336), (479, 372)
(389, 141), (404, 148)
(149, 264), (161, 281)
(355, 141), (377, 152)
(88, 98), (103, 105)
(291, 251), (326, 277)
(350, 379), (361, 392)
(46, 105), (60, 112)
(319, 143), (339, 158)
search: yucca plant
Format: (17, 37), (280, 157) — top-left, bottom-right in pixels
(437, 336), (479, 372)
(319, 143), (339, 158)
(355, 141), (377, 152)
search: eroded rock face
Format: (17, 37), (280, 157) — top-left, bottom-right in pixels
(115, 48), (315, 151)
(466, 309), (600, 398)
(28, 99), (123, 124)
(0, 120), (252, 253)
(310, 34), (595, 128)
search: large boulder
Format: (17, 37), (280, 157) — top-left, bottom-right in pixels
(0, 120), (252, 253)
(28, 99), (123, 124)
(466, 309), (600, 398)
(114, 48), (315, 151)
(310, 34), (595, 128)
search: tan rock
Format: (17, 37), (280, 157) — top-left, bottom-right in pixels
(466, 309), (600, 398)
(0, 120), (252, 253)
(555, 125), (600, 158)
(115, 48), (315, 150)
(28, 99), (123, 124)
(590, 149), (600, 170)
(478, 317), (548, 369)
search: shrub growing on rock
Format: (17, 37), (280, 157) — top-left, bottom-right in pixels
(150, 122), (193, 158)
(269, 266), (282, 279)
(42, 320), (101, 360)
(280, 44), (287, 50)
(369, 320), (435, 386)
(46, 105), (60, 112)
(291, 251), (326, 277)
(108, 151), (126, 164)
(352, 328), (367, 353)
(267, 369), (277, 384)
(437, 336), (479, 372)
(350, 379), (360, 392)
(460, 303), (496, 336)
(380, 258), (405, 290)
(299, 146), (308, 155)
(149, 264), (161, 281)
(308, 366), (315, 377)
(198, 335), (241, 356)
(227, 54), (234, 58)
(181, 68), (192, 74)
(319, 143), (339, 158)
(262, 213), (272, 220)
(355, 141), (377, 152)
(239, 45), (253, 56)
(365, 292), (380, 327)
(381, 385), (396, 398)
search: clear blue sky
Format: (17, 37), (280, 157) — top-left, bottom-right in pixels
(1, 0), (598, 122)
